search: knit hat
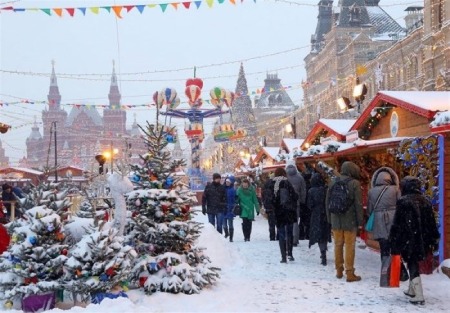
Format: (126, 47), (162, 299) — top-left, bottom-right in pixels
(212, 173), (221, 180)
(2, 184), (11, 191)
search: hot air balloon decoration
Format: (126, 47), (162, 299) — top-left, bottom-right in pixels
(210, 87), (226, 108)
(224, 90), (235, 107)
(158, 87), (177, 108)
(185, 85), (202, 108)
(213, 124), (235, 142)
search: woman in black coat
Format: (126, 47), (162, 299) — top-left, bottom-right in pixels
(389, 176), (440, 305)
(308, 173), (331, 265)
(267, 167), (298, 263)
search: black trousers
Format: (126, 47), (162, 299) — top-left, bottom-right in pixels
(378, 238), (391, 258)
(267, 211), (277, 240)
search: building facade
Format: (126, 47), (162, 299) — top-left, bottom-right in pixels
(24, 62), (144, 171)
(298, 0), (450, 138)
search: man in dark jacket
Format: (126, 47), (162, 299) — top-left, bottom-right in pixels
(2, 184), (17, 220)
(262, 173), (277, 241)
(285, 162), (306, 245)
(326, 161), (363, 282)
(202, 173), (226, 234)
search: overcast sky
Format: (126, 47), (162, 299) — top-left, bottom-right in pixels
(0, 0), (422, 165)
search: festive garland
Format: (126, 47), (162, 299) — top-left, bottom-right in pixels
(358, 106), (391, 140)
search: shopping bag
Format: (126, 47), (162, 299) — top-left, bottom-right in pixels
(232, 204), (241, 216)
(389, 254), (401, 287)
(365, 212), (375, 232)
(380, 255), (391, 287)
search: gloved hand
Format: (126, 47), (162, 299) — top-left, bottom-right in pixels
(257, 211), (260, 216)
(202, 207), (206, 215)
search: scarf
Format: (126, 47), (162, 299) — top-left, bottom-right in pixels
(273, 176), (287, 195)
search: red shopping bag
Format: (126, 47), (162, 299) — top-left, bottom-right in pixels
(389, 255), (401, 287)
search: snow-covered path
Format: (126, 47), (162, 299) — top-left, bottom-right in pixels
(13, 209), (448, 313)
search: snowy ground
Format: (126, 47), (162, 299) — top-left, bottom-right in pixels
(3, 208), (449, 313)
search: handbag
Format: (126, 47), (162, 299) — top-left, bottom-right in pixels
(365, 186), (388, 232)
(232, 204), (241, 216)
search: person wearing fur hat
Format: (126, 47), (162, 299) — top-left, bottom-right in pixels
(202, 173), (227, 234)
(367, 167), (401, 286)
(389, 176), (440, 305)
(223, 176), (237, 242)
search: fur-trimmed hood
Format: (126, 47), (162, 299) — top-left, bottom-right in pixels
(370, 167), (400, 189)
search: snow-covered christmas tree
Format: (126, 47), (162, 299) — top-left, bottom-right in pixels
(126, 122), (220, 295)
(0, 184), (73, 309)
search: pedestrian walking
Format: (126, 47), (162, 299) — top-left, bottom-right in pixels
(262, 173), (277, 241)
(326, 161), (363, 282)
(367, 166), (401, 286)
(202, 173), (226, 234)
(236, 178), (259, 242)
(285, 161), (306, 246)
(308, 172), (331, 265)
(389, 176), (440, 305)
(266, 168), (298, 263)
(223, 176), (237, 242)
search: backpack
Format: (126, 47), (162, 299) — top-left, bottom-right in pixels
(327, 177), (353, 214)
(273, 186), (295, 211)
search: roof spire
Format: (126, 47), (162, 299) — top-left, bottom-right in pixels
(108, 60), (121, 107)
(50, 59), (57, 87)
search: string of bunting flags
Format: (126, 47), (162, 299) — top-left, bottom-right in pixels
(0, 0), (256, 17)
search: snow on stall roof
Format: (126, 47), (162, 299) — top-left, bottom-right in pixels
(263, 147), (280, 160)
(431, 111), (450, 127)
(6, 167), (43, 175)
(282, 138), (304, 152)
(380, 91), (450, 112)
(319, 119), (355, 135)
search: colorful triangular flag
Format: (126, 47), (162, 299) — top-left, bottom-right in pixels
(41, 8), (51, 16)
(182, 2), (191, 9)
(53, 8), (62, 17)
(78, 7), (86, 15)
(65, 8), (75, 16)
(136, 5), (145, 13)
(159, 3), (168, 12)
(194, 1), (202, 9)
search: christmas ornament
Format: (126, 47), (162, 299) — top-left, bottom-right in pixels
(166, 177), (174, 186)
(11, 234), (18, 243)
(178, 230), (186, 237)
(132, 174), (141, 182)
(173, 208), (180, 216)
(61, 249), (68, 256)
(148, 244), (155, 252)
(105, 266), (116, 277)
(28, 236), (37, 245)
(4, 300), (13, 309)
(166, 134), (174, 143)
(47, 224), (55, 232)
(147, 262), (158, 274)
(135, 199), (141, 206)
(99, 273), (109, 282)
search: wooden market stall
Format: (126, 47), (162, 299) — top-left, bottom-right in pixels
(296, 91), (450, 264)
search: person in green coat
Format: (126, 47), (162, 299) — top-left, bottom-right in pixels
(236, 178), (260, 241)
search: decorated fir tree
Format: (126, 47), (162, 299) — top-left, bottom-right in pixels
(130, 122), (185, 189)
(126, 122), (220, 295)
(61, 225), (136, 301)
(0, 205), (69, 308)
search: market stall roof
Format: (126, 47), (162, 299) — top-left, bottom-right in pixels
(301, 119), (355, 149)
(0, 167), (43, 176)
(281, 138), (304, 153)
(297, 136), (409, 161)
(351, 91), (450, 131)
(252, 146), (280, 165)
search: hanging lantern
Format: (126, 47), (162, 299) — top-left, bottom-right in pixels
(158, 87), (177, 107)
(186, 77), (203, 90)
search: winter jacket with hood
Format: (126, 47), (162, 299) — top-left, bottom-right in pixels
(326, 161), (363, 231)
(202, 181), (227, 214)
(308, 173), (331, 248)
(224, 176), (237, 218)
(264, 177), (298, 227)
(389, 176), (440, 263)
(285, 163), (307, 204)
(367, 167), (400, 240)
(236, 185), (260, 220)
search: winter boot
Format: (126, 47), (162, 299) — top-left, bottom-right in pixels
(229, 229), (234, 242)
(404, 280), (415, 298)
(279, 239), (287, 263)
(224, 227), (229, 238)
(335, 243), (344, 279)
(242, 223), (247, 241)
(287, 236), (294, 261)
(320, 250), (327, 266)
(346, 270), (362, 282)
(409, 277), (425, 305)
(247, 222), (252, 241)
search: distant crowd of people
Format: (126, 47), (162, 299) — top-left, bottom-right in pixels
(201, 160), (440, 306)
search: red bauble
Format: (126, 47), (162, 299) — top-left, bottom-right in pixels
(161, 205), (169, 213)
(61, 249), (68, 256)
(105, 266), (116, 277)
